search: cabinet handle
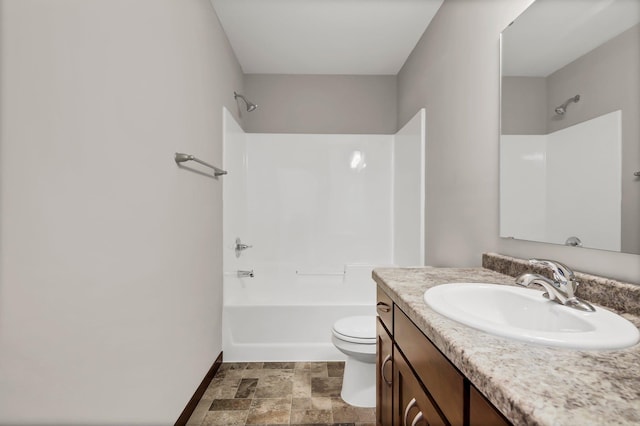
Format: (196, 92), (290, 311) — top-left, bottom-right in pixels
(411, 411), (426, 426)
(381, 354), (392, 385)
(403, 397), (417, 426)
(377, 302), (391, 313)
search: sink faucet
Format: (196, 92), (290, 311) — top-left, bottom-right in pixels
(515, 259), (595, 312)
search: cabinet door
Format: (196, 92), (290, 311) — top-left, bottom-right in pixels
(393, 349), (445, 426)
(394, 307), (464, 425)
(377, 318), (393, 426)
(469, 385), (511, 426)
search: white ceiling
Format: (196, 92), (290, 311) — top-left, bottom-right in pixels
(502, 0), (640, 77)
(210, 0), (443, 75)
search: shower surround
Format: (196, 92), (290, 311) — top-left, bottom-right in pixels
(222, 108), (424, 361)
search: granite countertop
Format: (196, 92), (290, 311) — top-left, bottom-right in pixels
(372, 265), (640, 426)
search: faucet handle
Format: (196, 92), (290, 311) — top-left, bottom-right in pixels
(235, 238), (253, 258)
(529, 259), (575, 283)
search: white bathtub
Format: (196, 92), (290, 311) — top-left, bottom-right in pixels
(222, 266), (378, 362)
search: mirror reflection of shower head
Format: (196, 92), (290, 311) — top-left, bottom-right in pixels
(234, 91), (258, 112)
(555, 94), (580, 115)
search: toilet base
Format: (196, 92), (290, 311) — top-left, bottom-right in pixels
(340, 356), (376, 408)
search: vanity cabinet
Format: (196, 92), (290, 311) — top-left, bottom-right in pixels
(377, 319), (393, 426)
(377, 286), (393, 330)
(376, 285), (511, 426)
(376, 287), (394, 426)
(394, 348), (445, 426)
(469, 386), (511, 426)
(394, 306), (464, 425)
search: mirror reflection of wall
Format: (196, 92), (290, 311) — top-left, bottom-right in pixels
(500, 0), (640, 255)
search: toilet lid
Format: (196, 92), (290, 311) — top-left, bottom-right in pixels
(332, 315), (376, 341)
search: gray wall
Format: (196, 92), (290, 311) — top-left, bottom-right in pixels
(397, 0), (639, 283)
(547, 24), (639, 254)
(501, 76), (547, 134)
(0, 0), (243, 423)
(243, 74), (397, 134)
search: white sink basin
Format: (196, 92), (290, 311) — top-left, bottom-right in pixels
(423, 283), (640, 350)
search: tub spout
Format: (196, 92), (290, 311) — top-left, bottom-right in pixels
(237, 270), (254, 278)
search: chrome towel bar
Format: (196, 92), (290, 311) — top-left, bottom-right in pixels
(174, 152), (227, 176)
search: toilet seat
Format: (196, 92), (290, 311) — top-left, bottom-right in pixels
(332, 316), (376, 344)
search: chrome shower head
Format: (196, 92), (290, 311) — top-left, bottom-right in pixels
(555, 95), (580, 115)
(234, 91), (258, 112)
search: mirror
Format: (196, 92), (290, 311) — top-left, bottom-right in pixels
(500, 0), (640, 254)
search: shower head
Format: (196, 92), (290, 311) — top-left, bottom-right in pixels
(555, 95), (580, 115)
(234, 91), (258, 112)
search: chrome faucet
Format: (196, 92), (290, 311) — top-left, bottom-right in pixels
(516, 259), (595, 312)
(237, 269), (254, 278)
(235, 238), (253, 258)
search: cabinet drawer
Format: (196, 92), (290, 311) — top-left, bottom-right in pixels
(394, 306), (464, 426)
(469, 385), (511, 426)
(394, 348), (446, 426)
(376, 286), (393, 332)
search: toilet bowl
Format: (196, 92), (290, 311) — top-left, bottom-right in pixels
(331, 315), (377, 407)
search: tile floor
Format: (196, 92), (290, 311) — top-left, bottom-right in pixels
(186, 361), (376, 426)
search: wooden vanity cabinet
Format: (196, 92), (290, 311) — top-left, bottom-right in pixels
(377, 286), (393, 330)
(376, 287), (394, 426)
(394, 306), (464, 425)
(377, 319), (393, 426)
(376, 285), (511, 426)
(394, 348), (446, 426)
(469, 385), (511, 426)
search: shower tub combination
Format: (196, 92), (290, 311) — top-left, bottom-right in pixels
(221, 107), (425, 362)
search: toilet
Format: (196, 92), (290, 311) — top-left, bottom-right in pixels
(331, 315), (377, 407)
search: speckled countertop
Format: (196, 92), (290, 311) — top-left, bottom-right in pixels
(373, 255), (640, 426)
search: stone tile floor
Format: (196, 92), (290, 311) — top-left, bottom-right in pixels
(186, 361), (376, 426)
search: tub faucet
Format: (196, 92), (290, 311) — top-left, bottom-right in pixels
(237, 270), (254, 278)
(515, 259), (595, 312)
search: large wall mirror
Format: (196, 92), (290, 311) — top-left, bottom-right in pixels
(500, 0), (640, 254)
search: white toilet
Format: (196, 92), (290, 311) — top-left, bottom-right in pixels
(331, 315), (377, 407)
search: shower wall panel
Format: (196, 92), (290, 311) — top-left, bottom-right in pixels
(243, 133), (394, 275)
(500, 135), (548, 242)
(545, 110), (621, 251)
(501, 111), (621, 252)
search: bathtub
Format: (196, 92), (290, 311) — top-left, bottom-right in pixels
(222, 265), (378, 362)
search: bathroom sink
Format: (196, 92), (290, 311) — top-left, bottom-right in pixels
(423, 283), (640, 349)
